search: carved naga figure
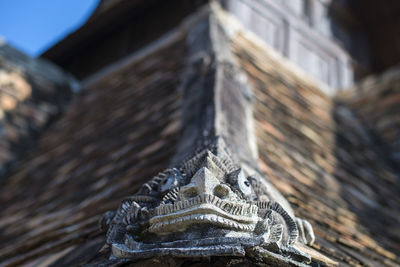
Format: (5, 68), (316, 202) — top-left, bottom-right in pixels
(100, 138), (315, 264)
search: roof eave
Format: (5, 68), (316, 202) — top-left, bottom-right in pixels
(40, 0), (158, 65)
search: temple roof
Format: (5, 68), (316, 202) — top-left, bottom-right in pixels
(232, 29), (400, 265)
(0, 3), (399, 267)
(339, 66), (400, 167)
(0, 42), (76, 180)
(0, 35), (184, 266)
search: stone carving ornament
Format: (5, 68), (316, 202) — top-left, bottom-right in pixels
(100, 138), (315, 264)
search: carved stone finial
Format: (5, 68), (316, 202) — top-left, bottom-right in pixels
(99, 7), (315, 264)
(100, 138), (314, 264)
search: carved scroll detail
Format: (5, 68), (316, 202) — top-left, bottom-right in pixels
(100, 138), (314, 264)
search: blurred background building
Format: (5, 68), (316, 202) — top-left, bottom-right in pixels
(42, 0), (400, 93)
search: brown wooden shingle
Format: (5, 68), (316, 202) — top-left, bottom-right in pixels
(0, 37), (185, 267)
(0, 43), (75, 180)
(233, 32), (400, 266)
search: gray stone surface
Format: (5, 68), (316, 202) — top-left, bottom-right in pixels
(102, 138), (314, 264)
(101, 8), (314, 265)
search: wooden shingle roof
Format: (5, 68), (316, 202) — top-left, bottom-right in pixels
(232, 31), (400, 266)
(339, 67), (400, 167)
(0, 37), (184, 266)
(0, 4), (399, 267)
(0, 42), (76, 180)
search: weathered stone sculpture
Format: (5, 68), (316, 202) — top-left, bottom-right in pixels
(100, 138), (315, 264)
(100, 5), (315, 265)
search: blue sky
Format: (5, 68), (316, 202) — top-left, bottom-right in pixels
(0, 0), (99, 57)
